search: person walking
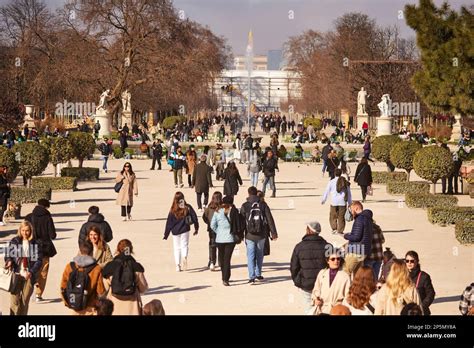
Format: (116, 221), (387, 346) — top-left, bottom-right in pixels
(115, 162), (138, 221)
(93, 120), (101, 140)
(102, 239), (149, 315)
(60, 241), (105, 315)
(459, 283), (474, 315)
(164, 192), (199, 272)
(343, 201), (373, 276)
(363, 136), (374, 162)
(24, 199), (56, 303)
(290, 221), (332, 314)
(210, 195), (243, 286)
(186, 145), (197, 188)
(214, 143), (226, 180)
(365, 221), (384, 279)
(354, 158), (373, 202)
(262, 150), (278, 198)
(326, 150), (340, 180)
(98, 137), (112, 173)
(78, 205), (113, 246)
(193, 154), (213, 211)
(311, 249), (351, 315)
(202, 192), (223, 270)
(342, 266), (378, 315)
(150, 139), (163, 170)
(321, 142), (333, 177)
(0, 165), (11, 226)
(4, 221), (43, 315)
(375, 259), (422, 315)
(119, 130), (128, 154)
(86, 225), (113, 268)
(240, 186), (278, 284)
(233, 133), (243, 163)
(362, 121), (369, 137)
(170, 146), (186, 188)
(248, 149), (262, 187)
(321, 169), (352, 234)
(405, 250), (435, 315)
(223, 161), (243, 198)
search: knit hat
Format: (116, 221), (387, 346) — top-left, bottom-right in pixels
(306, 221), (321, 233)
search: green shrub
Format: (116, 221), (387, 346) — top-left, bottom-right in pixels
(303, 117), (323, 130)
(0, 147), (19, 181)
(162, 116), (186, 130)
(10, 187), (52, 204)
(413, 145), (454, 193)
(405, 193), (458, 209)
(372, 171), (407, 184)
(48, 137), (74, 177)
(390, 141), (422, 180)
(427, 206), (474, 226)
(61, 167), (99, 181)
(32, 176), (77, 191)
(386, 181), (430, 195)
(68, 132), (96, 168)
(113, 147), (123, 159)
(455, 220), (474, 244)
(125, 148), (135, 156)
(13, 141), (49, 186)
(372, 135), (401, 169)
(347, 149), (358, 162)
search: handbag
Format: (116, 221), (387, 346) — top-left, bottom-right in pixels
(185, 214), (194, 226)
(344, 206), (353, 222)
(0, 269), (24, 294)
(114, 179), (124, 193)
(367, 185), (373, 196)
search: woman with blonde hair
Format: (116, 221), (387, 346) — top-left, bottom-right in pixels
(343, 266), (378, 315)
(375, 259), (422, 315)
(86, 225), (113, 268)
(4, 220), (43, 315)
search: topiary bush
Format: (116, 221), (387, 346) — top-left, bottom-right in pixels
(48, 137), (74, 177)
(372, 171), (407, 184)
(32, 176), (77, 191)
(13, 141), (49, 187)
(455, 220), (474, 244)
(413, 145), (454, 193)
(427, 206), (474, 226)
(405, 193), (458, 209)
(372, 135), (401, 172)
(386, 181), (430, 195)
(303, 117), (323, 130)
(162, 116), (186, 130)
(68, 132), (96, 168)
(10, 187), (52, 204)
(390, 141), (422, 181)
(113, 146), (123, 159)
(0, 146), (19, 181)
(61, 167), (99, 181)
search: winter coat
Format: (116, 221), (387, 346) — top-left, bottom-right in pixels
(115, 172), (138, 207)
(171, 152), (186, 170)
(240, 195), (278, 241)
(203, 207), (218, 233)
(102, 253), (148, 315)
(354, 162), (373, 186)
(99, 142), (112, 156)
(379, 256), (396, 282)
(344, 209), (373, 256)
(321, 144), (333, 160)
(186, 150), (197, 175)
(151, 143), (163, 158)
(78, 213), (113, 246)
(4, 236), (43, 283)
(25, 205), (57, 258)
(223, 168), (243, 196)
(164, 204), (199, 239)
(375, 283), (422, 315)
(193, 162), (213, 193)
(0, 174), (10, 205)
(93, 243), (113, 268)
(312, 268), (351, 314)
(290, 234), (331, 291)
(363, 141), (371, 155)
(409, 266), (435, 315)
(326, 157), (339, 174)
(210, 208), (235, 244)
(262, 157), (279, 177)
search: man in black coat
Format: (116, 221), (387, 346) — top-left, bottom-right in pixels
(25, 199), (56, 302)
(78, 205), (113, 246)
(0, 165), (11, 226)
(290, 221), (332, 314)
(150, 139), (163, 170)
(192, 154), (213, 211)
(321, 142), (333, 177)
(262, 151), (279, 198)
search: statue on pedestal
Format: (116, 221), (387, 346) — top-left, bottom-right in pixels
(121, 90), (131, 112)
(357, 87), (369, 115)
(96, 89), (110, 112)
(377, 94), (392, 117)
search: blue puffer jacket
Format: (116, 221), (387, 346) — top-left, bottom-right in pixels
(210, 208), (234, 244)
(344, 209), (373, 256)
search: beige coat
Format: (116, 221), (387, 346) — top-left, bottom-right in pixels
(115, 172), (138, 206)
(93, 243), (113, 268)
(105, 272), (149, 315)
(375, 283), (422, 315)
(312, 268), (351, 314)
(186, 150), (197, 175)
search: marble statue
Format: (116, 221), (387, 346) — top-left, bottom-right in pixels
(97, 89), (110, 111)
(122, 90), (131, 112)
(377, 94), (392, 117)
(357, 87), (368, 115)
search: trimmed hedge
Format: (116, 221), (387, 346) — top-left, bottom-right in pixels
(427, 206), (474, 226)
(455, 220), (474, 244)
(386, 181), (430, 195)
(372, 171), (407, 184)
(61, 167), (99, 181)
(32, 177), (77, 191)
(10, 187), (52, 204)
(405, 193), (458, 209)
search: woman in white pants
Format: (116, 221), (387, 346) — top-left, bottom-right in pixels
(164, 192), (199, 272)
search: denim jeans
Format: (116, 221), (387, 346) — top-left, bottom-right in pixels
(301, 289), (314, 315)
(322, 159), (327, 173)
(364, 259), (382, 280)
(250, 172), (259, 187)
(245, 238), (265, 280)
(102, 155), (108, 171)
(262, 176), (275, 194)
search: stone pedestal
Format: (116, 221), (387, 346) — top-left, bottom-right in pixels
(450, 114), (462, 143)
(377, 116), (393, 136)
(23, 104), (36, 128)
(341, 109), (350, 128)
(357, 114), (368, 131)
(121, 110), (132, 129)
(95, 109), (111, 138)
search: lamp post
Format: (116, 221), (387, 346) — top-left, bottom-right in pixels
(246, 30), (253, 134)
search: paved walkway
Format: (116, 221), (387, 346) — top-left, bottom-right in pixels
(0, 157), (472, 314)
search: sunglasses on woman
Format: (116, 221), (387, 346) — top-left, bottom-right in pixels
(329, 257), (341, 261)
(405, 259), (416, 264)
(124, 165), (130, 168)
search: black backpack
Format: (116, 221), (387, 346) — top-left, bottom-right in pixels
(64, 262), (96, 311)
(111, 258), (137, 296)
(246, 202), (266, 236)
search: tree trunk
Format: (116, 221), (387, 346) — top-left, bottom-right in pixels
(407, 170), (411, 182)
(27, 177), (32, 188)
(53, 164), (58, 177)
(386, 161), (395, 172)
(432, 180), (436, 194)
(78, 158), (84, 168)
